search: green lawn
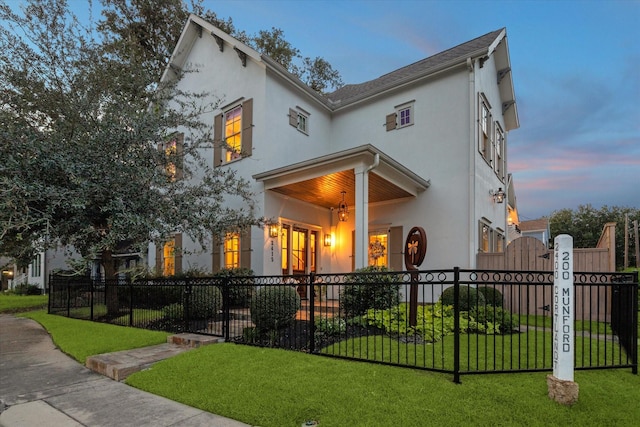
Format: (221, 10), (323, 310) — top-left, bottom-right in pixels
(0, 294), (48, 313)
(19, 311), (170, 363)
(12, 309), (639, 427)
(126, 343), (640, 427)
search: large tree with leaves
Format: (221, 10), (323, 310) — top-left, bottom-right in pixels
(0, 0), (259, 297)
(549, 204), (639, 270)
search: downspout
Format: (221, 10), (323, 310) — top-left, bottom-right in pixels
(467, 57), (477, 268)
(367, 153), (380, 173)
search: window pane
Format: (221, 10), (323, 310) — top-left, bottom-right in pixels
(368, 233), (388, 267)
(224, 233), (240, 268)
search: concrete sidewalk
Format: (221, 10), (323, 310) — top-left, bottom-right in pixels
(0, 315), (251, 427)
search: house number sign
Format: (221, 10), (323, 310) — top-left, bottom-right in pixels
(553, 234), (574, 381)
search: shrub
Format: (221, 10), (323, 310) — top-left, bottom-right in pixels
(187, 285), (222, 319)
(477, 286), (504, 307)
(213, 267), (255, 307)
(13, 284), (43, 295)
(340, 266), (401, 317)
(439, 285), (486, 311)
(161, 302), (184, 321)
(250, 286), (300, 332)
(315, 317), (347, 336)
(470, 305), (520, 334)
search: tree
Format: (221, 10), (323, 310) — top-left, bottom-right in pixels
(0, 0), (259, 308)
(99, 1), (343, 94)
(549, 204), (639, 270)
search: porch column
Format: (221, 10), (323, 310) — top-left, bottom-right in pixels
(354, 164), (369, 269)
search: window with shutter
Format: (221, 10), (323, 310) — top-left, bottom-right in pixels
(214, 99), (253, 165)
(159, 133), (183, 181)
(289, 106), (309, 134)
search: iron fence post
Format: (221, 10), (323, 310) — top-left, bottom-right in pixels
(66, 280), (71, 318)
(47, 274), (52, 314)
(90, 279), (94, 320)
(632, 271), (638, 375)
(223, 277), (230, 341)
(453, 267), (461, 384)
(129, 279), (134, 326)
(309, 272), (316, 353)
(184, 279), (191, 333)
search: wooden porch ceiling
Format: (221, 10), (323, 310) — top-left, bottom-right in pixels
(269, 170), (413, 209)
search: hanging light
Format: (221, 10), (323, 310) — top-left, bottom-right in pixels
(490, 187), (505, 204)
(337, 191), (349, 222)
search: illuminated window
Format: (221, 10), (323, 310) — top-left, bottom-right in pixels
(224, 233), (240, 269)
(281, 225), (289, 275)
(163, 240), (175, 276)
(368, 232), (388, 267)
(159, 134), (183, 181)
(291, 228), (307, 274)
(224, 105), (242, 162)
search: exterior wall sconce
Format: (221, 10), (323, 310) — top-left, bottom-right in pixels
(490, 188), (505, 204)
(268, 223), (279, 238)
(338, 191), (349, 222)
(324, 233), (332, 247)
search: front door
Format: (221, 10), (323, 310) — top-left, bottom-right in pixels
(281, 225), (317, 298)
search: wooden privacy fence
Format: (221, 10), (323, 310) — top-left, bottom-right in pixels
(477, 227), (617, 320)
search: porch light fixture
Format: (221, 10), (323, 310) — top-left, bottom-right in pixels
(337, 191), (349, 222)
(490, 187), (505, 204)
(268, 223), (279, 238)
(324, 233), (332, 247)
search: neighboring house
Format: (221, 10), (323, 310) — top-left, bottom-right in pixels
(519, 218), (551, 247)
(151, 15), (519, 279)
(9, 246), (78, 292)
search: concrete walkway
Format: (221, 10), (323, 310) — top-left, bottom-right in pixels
(0, 315), (251, 427)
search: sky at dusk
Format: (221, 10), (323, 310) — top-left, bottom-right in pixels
(201, 0), (640, 220)
(7, 0), (638, 220)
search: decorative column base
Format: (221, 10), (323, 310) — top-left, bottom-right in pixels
(546, 374), (579, 405)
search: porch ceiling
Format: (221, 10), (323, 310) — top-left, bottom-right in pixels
(253, 144), (430, 209)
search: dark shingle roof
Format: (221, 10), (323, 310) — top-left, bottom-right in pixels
(325, 29), (504, 107)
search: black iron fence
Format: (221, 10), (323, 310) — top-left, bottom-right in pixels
(49, 268), (638, 382)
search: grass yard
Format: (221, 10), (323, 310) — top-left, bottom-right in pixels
(126, 343), (640, 427)
(19, 310), (170, 363)
(321, 330), (630, 372)
(12, 304), (639, 427)
(0, 293), (48, 313)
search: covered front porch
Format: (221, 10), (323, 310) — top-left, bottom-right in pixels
(253, 144), (430, 275)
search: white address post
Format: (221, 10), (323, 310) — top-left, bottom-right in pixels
(547, 234), (579, 405)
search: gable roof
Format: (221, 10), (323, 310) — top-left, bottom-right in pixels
(326, 29), (505, 107)
(166, 16), (517, 128)
(519, 218), (550, 233)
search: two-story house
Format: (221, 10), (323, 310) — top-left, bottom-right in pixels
(152, 15), (519, 280)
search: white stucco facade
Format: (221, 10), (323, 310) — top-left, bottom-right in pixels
(156, 15), (519, 277)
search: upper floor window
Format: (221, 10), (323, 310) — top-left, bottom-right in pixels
(159, 133), (183, 181)
(214, 98), (253, 166)
(495, 123), (505, 180)
(225, 105), (242, 162)
(289, 107), (309, 134)
(479, 96), (492, 162)
(385, 100), (415, 131)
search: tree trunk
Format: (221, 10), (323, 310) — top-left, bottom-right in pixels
(102, 249), (119, 314)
